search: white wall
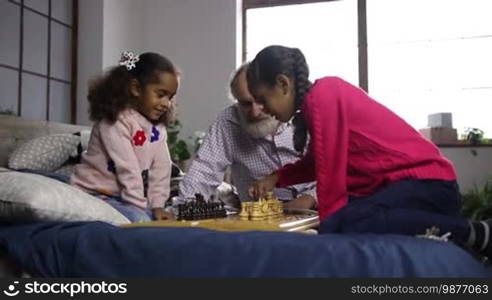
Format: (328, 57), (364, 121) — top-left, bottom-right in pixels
(76, 0), (103, 125)
(102, 0), (146, 69)
(441, 147), (492, 193)
(77, 0), (148, 125)
(77, 0), (241, 141)
(142, 0), (240, 141)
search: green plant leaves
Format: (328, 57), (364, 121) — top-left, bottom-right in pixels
(166, 119), (191, 162)
(461, 179), (492, 220)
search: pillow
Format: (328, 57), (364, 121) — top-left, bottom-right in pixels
(8, 134), (81, 171)
(0, 171), (130, 225)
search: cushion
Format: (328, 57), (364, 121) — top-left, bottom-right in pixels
(0, 170), (130, 225)
(8, 134), (81, 171)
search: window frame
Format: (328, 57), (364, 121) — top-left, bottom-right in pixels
(242, 0), (368, 91)
(0, 0), (78, 123)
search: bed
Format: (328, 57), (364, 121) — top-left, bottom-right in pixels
(0, 221), (491, 278)
(0, 115), (491, 278)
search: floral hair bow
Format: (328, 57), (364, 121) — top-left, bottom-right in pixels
(119, 51), (140, 71)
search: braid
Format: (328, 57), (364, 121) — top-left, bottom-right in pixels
(291, 49), (311, 153)
(247, 45), (312, 153)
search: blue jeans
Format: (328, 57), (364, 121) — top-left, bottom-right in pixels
(95, 195), (153, 223)
(319, 179), (470, 242)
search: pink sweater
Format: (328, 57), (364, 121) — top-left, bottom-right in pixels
(276, 77), (456, 220)
(71, 109), (171, 209)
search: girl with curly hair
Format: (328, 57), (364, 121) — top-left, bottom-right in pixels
(71, 52), (178, 222)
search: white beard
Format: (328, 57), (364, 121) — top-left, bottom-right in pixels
(236, 104), (280, 139)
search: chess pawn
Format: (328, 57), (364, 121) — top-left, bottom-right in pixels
(239, 202), (251, 220)
(266, 193), (277, 219)
(250, 201), (264, 221)
(177, 204), (184, 221)
(268, 198), (274, 214)
(218, 201), (227, 218)
(260, 199), (268, 220)
(263, 198), (273, 220)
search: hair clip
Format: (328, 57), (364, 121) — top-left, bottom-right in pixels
(119, 51), (140, 71)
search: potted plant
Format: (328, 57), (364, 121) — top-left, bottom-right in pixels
(0, 108), (15, 116)
(461, 179), (492, 221)
(463, 128), (485, 146)
(166, 119), (191, 167)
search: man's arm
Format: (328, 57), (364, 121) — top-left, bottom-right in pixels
(178, 117), (234, 200)
(284, 183), (317, 210)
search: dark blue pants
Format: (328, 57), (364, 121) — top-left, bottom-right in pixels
(319, 180), (470, 242)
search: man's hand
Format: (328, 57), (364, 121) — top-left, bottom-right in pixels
(283, 194), (316, 210)
(248, 172), (279, 200)
(152, 207), (174, 220)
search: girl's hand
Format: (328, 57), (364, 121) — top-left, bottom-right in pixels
(152, 207), (174, 221)
(248, 172), (279, 200)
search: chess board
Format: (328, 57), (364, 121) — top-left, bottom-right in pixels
(122, 208), (319, 233)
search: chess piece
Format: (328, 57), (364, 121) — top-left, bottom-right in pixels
(257, 197), (272, 220)
(177, 204), (184, 221)
(195, 193), (206, 204)
(240, 202), (251, 220)
(264, 191), (283, 219)
(250, 200), (265, 221)
(219, 201), (227, 218)
(175, 194), (228, 221)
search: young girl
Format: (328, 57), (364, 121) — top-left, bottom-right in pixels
(246, 45), (492, 259)
(71, 51), (177, 222)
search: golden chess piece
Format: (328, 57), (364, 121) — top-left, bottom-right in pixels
(268, 203), (275, 219)
(250, 200), (264, 221)
(263, 191), (283, 219)
(239, 202), (251, 220)
(263, 196), (269, 215)
(260, 198), (270, 216)
(262, 192), (272, 219)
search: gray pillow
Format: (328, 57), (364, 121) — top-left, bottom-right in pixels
(8, 134), (80, 171)
(0, 170), (130, 225)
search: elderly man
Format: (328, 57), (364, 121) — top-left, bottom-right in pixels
(178, 64), (316, 209)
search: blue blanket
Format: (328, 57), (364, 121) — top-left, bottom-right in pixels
(0, 221), (490, 277)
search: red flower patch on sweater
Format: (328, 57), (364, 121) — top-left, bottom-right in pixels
(133, 130), (146, 146)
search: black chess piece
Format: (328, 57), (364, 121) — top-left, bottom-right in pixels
(195, 193), (205, 204)
(177, 194), (228, 221)
(177, 204), (184, 221)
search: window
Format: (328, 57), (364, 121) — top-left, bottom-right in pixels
(367, 0), (492, 137)
(245, 0), (359, 86)
(0, 0), (77, 123)
(244, 0), (492, 137)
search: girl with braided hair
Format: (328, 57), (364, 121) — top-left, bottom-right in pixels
(247, 45), (492, 259)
